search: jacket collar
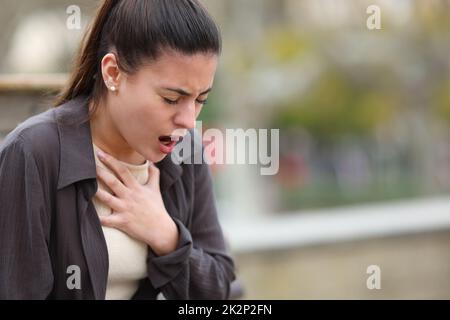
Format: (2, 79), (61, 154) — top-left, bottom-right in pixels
(54, 96), (184, 192)
(55, 96), (97, 190)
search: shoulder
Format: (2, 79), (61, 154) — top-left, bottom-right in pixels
(0, 107), (60, 174)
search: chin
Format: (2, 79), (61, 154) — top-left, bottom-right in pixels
(137, 144), (164, 164)
(145, 149), (167, 164)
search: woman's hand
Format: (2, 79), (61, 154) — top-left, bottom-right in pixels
(94, 150), (179, 256)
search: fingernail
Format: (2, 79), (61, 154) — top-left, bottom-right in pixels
(97, 150), (105, 159)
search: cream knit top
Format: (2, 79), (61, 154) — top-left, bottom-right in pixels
(92, 143), (150, 300)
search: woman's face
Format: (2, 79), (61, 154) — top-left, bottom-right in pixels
(102, 50), (218, 164)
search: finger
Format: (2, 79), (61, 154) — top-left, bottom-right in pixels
(96, 150), (139, 189)
(99, 214), (127, 229)
(94, 188), (126, 213)
(145, 163), (160, 190)
(96, 165), (128, 198)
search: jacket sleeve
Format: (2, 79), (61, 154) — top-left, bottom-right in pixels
(146, 161), (236, 300)
(0, 136), (53, 299)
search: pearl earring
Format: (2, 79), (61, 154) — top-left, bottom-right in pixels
(106, 78), (117, 92)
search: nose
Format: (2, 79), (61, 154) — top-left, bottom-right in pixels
(173, 101), (197, 130)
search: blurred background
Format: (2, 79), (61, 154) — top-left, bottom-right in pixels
(1, 0), (450, 299)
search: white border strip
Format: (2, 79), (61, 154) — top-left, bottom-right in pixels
(222, 197), (450, 253)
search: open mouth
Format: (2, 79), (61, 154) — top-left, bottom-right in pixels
(158, 135), (182, 146)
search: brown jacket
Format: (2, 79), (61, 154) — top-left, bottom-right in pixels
(0, 96), (235, 299)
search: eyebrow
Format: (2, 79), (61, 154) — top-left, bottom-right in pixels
(163, 87), (212, 97)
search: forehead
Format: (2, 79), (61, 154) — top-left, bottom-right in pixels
(135, 50), (218, 91)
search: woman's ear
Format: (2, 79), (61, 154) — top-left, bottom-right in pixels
(101, 53), (121, 92)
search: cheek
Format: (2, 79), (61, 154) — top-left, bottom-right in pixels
(117, 85), (156, 120)
(115, 82), (173, 133)
(118, 99), (170, 136)
(119, 78), (153, 109)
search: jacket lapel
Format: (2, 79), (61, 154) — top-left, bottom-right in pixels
(77, 181), (109, 300)
(76, 181), (109, 299)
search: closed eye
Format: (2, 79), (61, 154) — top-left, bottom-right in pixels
(196, 99), (208, 105)
(163, 97), (179, 105)
(164, 97), (208, 106)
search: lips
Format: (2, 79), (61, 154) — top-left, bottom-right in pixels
(158, 135), (183, 154)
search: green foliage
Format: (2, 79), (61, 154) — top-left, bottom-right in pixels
(273, 70), (396, 141)
(264, 29), (311, 63)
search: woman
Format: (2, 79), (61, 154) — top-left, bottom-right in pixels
(0, 0), (236, 299)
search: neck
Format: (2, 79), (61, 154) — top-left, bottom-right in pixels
(89, 99), (146, 165)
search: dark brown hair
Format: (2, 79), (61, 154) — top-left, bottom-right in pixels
(54, 0), (221, 120)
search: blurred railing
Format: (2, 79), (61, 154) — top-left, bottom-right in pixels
(223, 197), (450, 253)
(0, 73), (67, 93)
(222, 197), (450, 299)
